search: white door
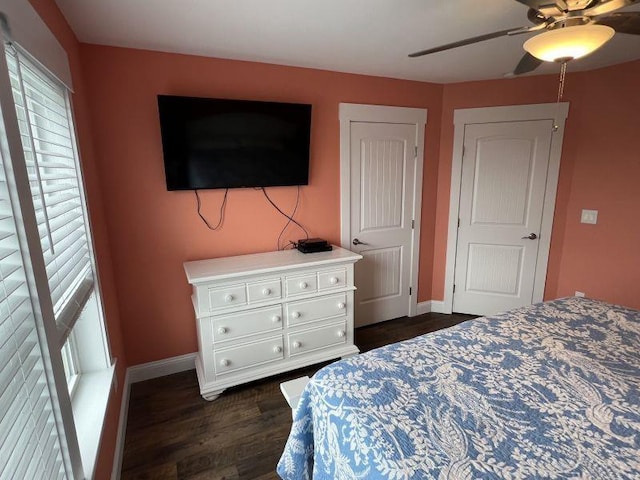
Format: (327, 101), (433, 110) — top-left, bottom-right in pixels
(453, 120), (553, 315)
(349, 122), (417, 326)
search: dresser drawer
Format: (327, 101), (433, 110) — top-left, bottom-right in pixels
(286, 293), (347, 326)
(247, 278), (282, 304)
(285, 273), (317, 297)
(208, 284), (247, 310)
(288, 322), (347, 357)
(214, 336), (284, 375)
(318, 268), (347, 291)
(212, 305), (283, 343)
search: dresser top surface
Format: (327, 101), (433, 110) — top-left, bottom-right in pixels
(184, 246), (362, 284)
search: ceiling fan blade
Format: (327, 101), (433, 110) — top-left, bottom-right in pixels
(596, 12), (640, 34)
(584, 0), (639, 17)
(409, 28), (522, 57)
(513, 53), (544, 75)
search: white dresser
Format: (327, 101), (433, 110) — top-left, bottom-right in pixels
(184, 247), (362, 400)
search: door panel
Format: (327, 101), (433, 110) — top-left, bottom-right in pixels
(471, 138), (534, 225)
(350, 122), (416, 326)
(360, 138), (405, 231)
(466, 243), (523, 294)
(356, 247), (402, 302)
(454, 120), (552, 315)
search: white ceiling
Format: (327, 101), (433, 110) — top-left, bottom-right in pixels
(54, 0), (640, 83)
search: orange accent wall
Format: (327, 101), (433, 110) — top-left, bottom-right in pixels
(78, 45), (444, 366)
(548, 60), (640, 308)
(27, 2), (127, 479)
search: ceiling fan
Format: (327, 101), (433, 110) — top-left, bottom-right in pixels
(409, 0), (640, 75)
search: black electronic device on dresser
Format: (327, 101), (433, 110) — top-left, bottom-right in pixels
(297, 238), (332, 254)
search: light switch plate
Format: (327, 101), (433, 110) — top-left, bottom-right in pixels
(581, 209), (598, 224)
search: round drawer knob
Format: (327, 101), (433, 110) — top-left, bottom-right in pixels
(338, 302), (346, 310)
(299, 281), (308, 289)
(291, 311), (301, 319)
(272, 315), (281, 323)
(273, 346), (283, 354)
(262, 288), (271, 296)
(220, 359), (230, 367)
(330, 277), (339, 285)
(292, 341), (301, 349)
(225, 294), (234, 302)
(337, 330), (346, 338)
(218, 327), (228, 334)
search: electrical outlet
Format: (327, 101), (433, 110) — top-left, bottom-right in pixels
(575, 291), (585, 298)
(580, 209), (598, 224)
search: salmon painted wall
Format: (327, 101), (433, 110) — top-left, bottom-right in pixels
(432, 60), (640, 309)
(27, 1), (127, 478)
(551, 60), (640, 308)
(78, 44), (444, 366)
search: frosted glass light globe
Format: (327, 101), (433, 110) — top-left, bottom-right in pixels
(524, 25), (615, 62)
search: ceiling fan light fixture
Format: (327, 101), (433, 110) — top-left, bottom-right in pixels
(523, 24), (615, 62)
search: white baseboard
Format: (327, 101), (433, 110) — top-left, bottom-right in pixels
(127, 352), (197, 384)
(416, 300), (449, 315)
(416, 301), (432, 315)
(430, 300), (446, 313)
(110, 353), (196, 479)
(110, 369), (130, 480)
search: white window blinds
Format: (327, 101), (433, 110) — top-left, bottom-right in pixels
(5, 48), (92, 329)
(0, 145), (67, 479)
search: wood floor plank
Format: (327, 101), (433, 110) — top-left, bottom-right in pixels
(121, 461), (178, 480)
(121, 312), (475, 479)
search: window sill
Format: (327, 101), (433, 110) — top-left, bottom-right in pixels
(71, 363), (116, 479)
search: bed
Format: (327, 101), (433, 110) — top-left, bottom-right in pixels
(277, 297), (640, 479)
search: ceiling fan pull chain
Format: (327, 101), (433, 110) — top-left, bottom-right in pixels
(553, 60), (568, 132)
(558, 60), (567, 102)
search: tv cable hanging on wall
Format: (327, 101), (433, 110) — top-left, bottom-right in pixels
(194, 188), (228, 230)
(260, 186), (309, 250)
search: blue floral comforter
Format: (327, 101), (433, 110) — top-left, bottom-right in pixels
(277, 297), (640, 479)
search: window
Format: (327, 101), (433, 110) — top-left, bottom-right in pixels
(6, 48), (95, 341)
(0, 110), (70, 478)
(0, 25), (113, 479)
(61, 333), (80, 394)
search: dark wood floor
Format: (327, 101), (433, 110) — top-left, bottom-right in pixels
(120, 312), (474, 479)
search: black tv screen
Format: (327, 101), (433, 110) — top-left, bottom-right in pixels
(157, 95), (312, 190)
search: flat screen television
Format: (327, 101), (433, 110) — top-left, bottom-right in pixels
(157, 95), (312, 190)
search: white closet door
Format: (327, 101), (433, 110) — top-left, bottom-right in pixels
(453, 119), (553, 316)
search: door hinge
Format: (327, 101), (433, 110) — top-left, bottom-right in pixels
(411, 219), (415, 229)
(414, 146), (418, 158)
(453, 284), (456, 293)
(457, 218), (460, 228)
(462, 145), (465, 158)
(409, 286), (412, 296)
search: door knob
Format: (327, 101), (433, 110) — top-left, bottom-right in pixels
(522, 233), (538, 240)
(352, 238), (368, 246)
